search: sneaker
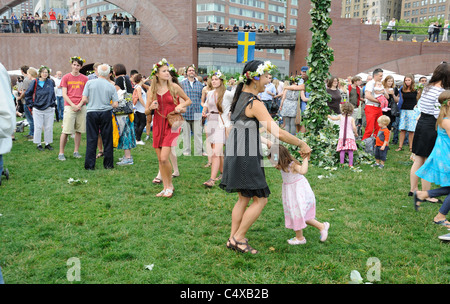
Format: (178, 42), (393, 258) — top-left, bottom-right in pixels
(438, 233), (450, 241)
(58, 154), (66, 161)
(136, 140), (145, 145)
(37, 145), (44, 151)
(73, 152), (82, 158)
(145, 135), (150, 141)
(320, 222), (330, 242)
(372, 163), (380, 167)
(378, 164), (385, 169)
(118, 156), (133, 162)
(116, 157), (134, 165)
(45, 144), (54, 151)
(287, 237), (307, 245)
(26, 134), (33, 140)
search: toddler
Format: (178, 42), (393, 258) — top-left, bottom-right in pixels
(328, 103), (358, 167)
(268, 144), (330, 245)
(374, 115), (391, 169)
(373, 81), (390, 112)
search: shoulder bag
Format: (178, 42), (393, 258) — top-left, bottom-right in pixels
(113, 77), (134, 115)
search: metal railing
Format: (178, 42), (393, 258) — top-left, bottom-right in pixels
(0, 18), (141, 35)
(380, 25), (449, 42)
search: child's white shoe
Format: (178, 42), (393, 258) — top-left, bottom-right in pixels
(320, 222), (330, 242)
(287, 237), (306, 245)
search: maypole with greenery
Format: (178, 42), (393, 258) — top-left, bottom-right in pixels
(287, 0), (372, 167)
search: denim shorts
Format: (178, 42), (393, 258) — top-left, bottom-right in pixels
(375, 145), (389, 161)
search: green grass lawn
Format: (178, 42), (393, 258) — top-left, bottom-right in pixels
(0, 120), (448, 284)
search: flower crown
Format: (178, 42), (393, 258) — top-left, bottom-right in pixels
(443, 99), (449, 106)
(289, 75), (301, 83)
(208, 70), (225, 80)
(238, 61), (276, 83)
(38, 65), (51, 73)
(151, 58), (170, 77)
(70, 56), (85, 64)
(168, 64), (179, 78)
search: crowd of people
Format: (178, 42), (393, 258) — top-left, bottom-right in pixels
(0, 10), (139, 35)
(1, 57), (449, 252)
(206, 21), (286, 34)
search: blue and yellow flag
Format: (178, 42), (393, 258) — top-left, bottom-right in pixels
(237, 32), (255, 63)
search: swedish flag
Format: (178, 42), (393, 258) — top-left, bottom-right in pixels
(237, 32), (256, 63)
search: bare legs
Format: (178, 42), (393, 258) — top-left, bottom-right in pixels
(228, 193), (268, 254)
(154, 146), (174, 196)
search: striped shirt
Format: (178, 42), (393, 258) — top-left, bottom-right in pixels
(180, 78), (204, 120)
(418, 86), (445, 118)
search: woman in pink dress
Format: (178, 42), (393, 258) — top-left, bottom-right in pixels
(268, 144), (330, 245)
(146, 59), (191, 198)
(202, 70), (226, 187)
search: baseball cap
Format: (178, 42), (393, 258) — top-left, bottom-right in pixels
(301, 66), (309, 72)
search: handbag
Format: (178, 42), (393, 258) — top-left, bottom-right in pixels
(389, 97), (399, 117)
(166, 111), (184, 129)
(113, 77), (133, 115)
(157, 110), (184, 129)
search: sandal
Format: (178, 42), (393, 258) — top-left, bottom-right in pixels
(215, 174), (222, 181)
(433, 220), (450, 227)
(426, 198), (443, 204)
(395, 147), (403, 152)
(204, 162), (212, 168)
(96, 151), (104, 159)
(413, 191), (425, 212)
(152, 177), (162, 184)
(203, 178), (215, 188)
(232, 237), (258, 254)
(226, 238), (235, 250)
(163, 188), (174, 198)
(172, 173), (180, 178)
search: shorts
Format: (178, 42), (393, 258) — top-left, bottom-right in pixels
(62, 105), (86, 134)
(375, 145), (389, 161)
(50, 20), (57, 30)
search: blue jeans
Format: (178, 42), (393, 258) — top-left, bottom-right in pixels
(0, 266), (4, 284)
(97, 24), (102, 34)
(428, 187), (450, 216)
(24, 105), (34, 136)
(0, 154), (3, 176)
(56, 96), (64, 121)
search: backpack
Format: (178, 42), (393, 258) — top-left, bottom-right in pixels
(363, 136), (375, 156)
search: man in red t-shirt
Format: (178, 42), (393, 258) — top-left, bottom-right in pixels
(58, 57), (89, 161)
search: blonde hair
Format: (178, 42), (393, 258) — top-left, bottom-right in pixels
(437, 90), (450, 129)
(27, 68), (38, 78)
(150, 65), (178, 105)
(377, 115), (391, 127)
(382, 75), (395, 88)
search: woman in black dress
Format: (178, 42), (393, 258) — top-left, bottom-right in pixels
(220, 60), (311, 254)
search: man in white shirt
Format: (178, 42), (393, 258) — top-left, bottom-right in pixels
(362, 68), (383, 140)
(386, 18), (396, 41)
(54, 71), (64, 122)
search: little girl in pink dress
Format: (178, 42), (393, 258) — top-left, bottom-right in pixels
(268, 144), (330, 245)
(328, 102), (358, 167)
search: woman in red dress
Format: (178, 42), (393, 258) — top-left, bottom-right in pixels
(146, 59), (191, 198)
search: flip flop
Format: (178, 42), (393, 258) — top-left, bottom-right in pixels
(152, 177), (162, 184)
(413, 191), (425, 212)
(433, 220), (450, 227)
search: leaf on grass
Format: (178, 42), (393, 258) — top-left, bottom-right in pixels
(144, 264), (154, 271)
